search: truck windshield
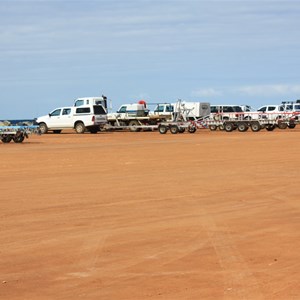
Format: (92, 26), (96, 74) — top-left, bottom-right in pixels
(93, 105), (106, 115)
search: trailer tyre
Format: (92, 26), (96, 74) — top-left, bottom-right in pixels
(89, 127), (99, 134)
(209, 125), (217, 131)
(129, 120), (141, 132)
(158, 125), (168, 134)
(266, 125), (275, 131)
(170, 125), (179, 134)
(237, 122), (249, 132)
(188, 126), (197, 133)
(250, 122), (261, 132)
(39, 123), (48, 134)
(1, 135), (12, 143)
(224, 122), (234, 132)
(13, 134), (25, 143)
(178, 127), (185, 133)
(75, 122), (86, 134)
(277, 121), (288, 129)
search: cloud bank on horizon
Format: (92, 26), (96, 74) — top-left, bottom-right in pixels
(0, 0), (300, 118)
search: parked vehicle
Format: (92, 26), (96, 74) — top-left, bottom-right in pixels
(107, 101), (169, 131)
(36, 101), (107, 134)
(0, 125), (40, 143)
(210, 105), (244, 120)
(256, 105), (285, 120)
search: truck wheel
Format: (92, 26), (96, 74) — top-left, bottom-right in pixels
(170, 125), (179, 134)
(209, 125), (217, 131)
(250, 122), (261, 132)
(218, 125), (225, 131)
(158, 125), (168, 134)
(129, 120), (141, 132)
(224, 122), (234, 132)
(178, 127), (185, 133)
(288, 124), (296, 129)
(39, 123), (48, 134)
(75, 122), (86, 134)
(1, 135), (12, 143)
(237, 122), (249, 132)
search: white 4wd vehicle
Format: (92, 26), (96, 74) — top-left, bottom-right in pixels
(256, 105), (285, 120)
(36, 104), (107, 134)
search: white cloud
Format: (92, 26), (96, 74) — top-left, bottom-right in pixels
(234, 84), (300, 97)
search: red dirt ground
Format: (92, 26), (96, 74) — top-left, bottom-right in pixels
(1, 128), (300, 299)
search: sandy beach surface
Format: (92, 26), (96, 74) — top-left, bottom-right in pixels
(1, 128), (300, 299)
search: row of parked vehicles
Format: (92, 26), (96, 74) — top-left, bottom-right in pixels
(33, 95), (300, 134)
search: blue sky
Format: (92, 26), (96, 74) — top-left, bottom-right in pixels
(1, 0), (300, 119)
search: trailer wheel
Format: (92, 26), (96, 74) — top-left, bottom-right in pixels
(13, 134), (25, 143)
(250, 122), (261, 132)
(129, 120), (141, 132)
(89, 127), (99, 134)
(209, 125), (217, 131)
(158, 125), (168, 134)
(39, 122), (48, 134)
(218, 125), (225, 131)
(224, 122), (234, 132)
(188, 126), (197, 133)
(277, 121), (288, 129)
(75, 122), (86, 134)
(266, 125), (275, 131)
(237, 122), (249, 132)
(178, 127), (185, 133)
(1, 135), (12, 143)
(170, 125), (179, 134)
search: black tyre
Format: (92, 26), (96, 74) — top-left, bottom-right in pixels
(170, 125), (179, 134)
(89, 127), (99, 134)
(178, 127), (185, 133)
(209, 125), (217, 131)
(1, 135), (12, 143)
(13, 134), (25, 143)
(129, 120), (141, 132)
(224, 122), (234, 132)
(218, 125), (225, 131)
(266, 125), (275, 131)
(188, 126), (197, 133)
(158, 125), (168, 134)
(288, 124), (296, 129)
(237, 122), (249, 132)
(277, 122), (288, 129)
(250, 122), (261, 132)
(75, 122), (86, 134)
(39, 123), (48, 134)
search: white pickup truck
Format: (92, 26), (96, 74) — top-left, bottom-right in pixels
(36, 101), (107, 134)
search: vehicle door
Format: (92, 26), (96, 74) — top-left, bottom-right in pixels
(59, 108), (73, 127)
(257, 106), (267, 119)
(47, 108), (62, 128)
(48, 107), (72, 128)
